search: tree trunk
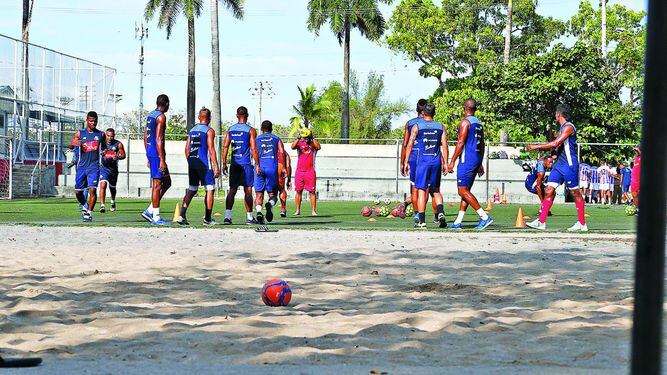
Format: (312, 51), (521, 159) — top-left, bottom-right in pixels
(600, 0), (607, 58)
(210, 0), (222, 160)
(187, 17), (196, 131)
(341, 18), (351, 143)
(503, 0), (512, 65)
(21, 0), (33, 148)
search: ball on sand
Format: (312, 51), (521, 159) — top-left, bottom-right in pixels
(262, 279), (292, 307)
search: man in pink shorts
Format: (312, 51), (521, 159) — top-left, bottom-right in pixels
(631, 144), (641, 208)
(291, 128), (321, 216)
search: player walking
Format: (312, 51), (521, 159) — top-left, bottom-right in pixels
(99, 128), (125, 213)
(403, 103), (449, 229)
(142, 94), (172, 225)
(277, 150), (292, 217)
(292, 128), (321, 216)
(527, 104), (587, 231)
(222, 106), (258, 225)
(70, 111), (104, 222)
(253, 120), (286, 224)
(176, 107), (220, 226)
(618, 162), (632, 204)
(446, 99), (493, 230)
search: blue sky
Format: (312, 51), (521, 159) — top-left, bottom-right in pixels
(0, 0), (647, 127)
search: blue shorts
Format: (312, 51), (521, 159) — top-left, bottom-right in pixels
(457, 162), (481, 188)
(255, 167), (278, 193)
(622, 184), (631, 193)
(75, 166), (100, 190)
(100, 166), (118, 187)
(414, 162), (441, 191)
(408, 158), (417, 184)
(229, 163), (254, 188)
(548, 163), (579, 189)
(148, 156), (169, 179)
(188, 166), (215, 190)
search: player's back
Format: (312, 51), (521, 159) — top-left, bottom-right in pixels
(459, 116), (484, 166)
(590, 166), (599, 184)
(416, 120), (443, 165)
(228, 122), (252, 165)
(188, 124), (211, 170)
(145, 109), (164, 157)
(78, 128), (103, 169)
(554, 122), (578, 167)
(579, 163), (590, 181)
(406, 117), (423, 161)
(257, 133), (280, 170)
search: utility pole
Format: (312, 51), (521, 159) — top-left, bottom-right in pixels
(600, 0), (607, 58)
(503, 0), (513, 65)
(136, 23), (148, 133)
(249, 81), (275, 125)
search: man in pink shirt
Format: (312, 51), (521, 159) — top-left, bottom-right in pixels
(631, 144), (641, 208)
(291, 129), (321, 216)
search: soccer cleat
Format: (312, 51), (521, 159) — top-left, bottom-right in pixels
(202, 219), (220, 226)
(151, 217), (171, 226)
(256, 212), (266, 225)
(99, 205), (106, 213)
(438, 213), (447, 228)
(82, 212), (93, 223)
(567, 221), (589, 232)
(475, 217), (494, 231)
(246, 218), (259, 225)
(448, 222), (463, 230)
(265, 202), (274, 223)
(110, 203), (116, 212)
(413, 216), (426, 229)
(280, 210), (287, 218)
(223, 218), (233, 225)
(141, 209), (153, 222)
(79, 204), (87, 212)
(526, 219), (546, 230)
(175, 216), (189, 226)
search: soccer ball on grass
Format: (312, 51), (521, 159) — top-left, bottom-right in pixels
(625, 205), (638, 216)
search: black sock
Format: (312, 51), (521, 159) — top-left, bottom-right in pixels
(76, 194), (86, 205)
(403, 201), (409, 208)
(180, 205), (187, 219)
(437, 204), (444, 215)
(205, 208), (212, 222)
(418, 212), (425, 224)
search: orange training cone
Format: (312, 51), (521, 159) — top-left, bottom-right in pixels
(515, 207), (526, 228)
(502, 193), (507, 204)
(173, 202), (181, 222)
(494, 188), (501, 203)
(485, 198), (493, 211)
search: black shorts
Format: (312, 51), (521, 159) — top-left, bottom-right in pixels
(229, 163), (254, 189)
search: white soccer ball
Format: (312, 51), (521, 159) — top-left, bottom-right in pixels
(373, 198), (381, 205)
(383, 198), (392, 205)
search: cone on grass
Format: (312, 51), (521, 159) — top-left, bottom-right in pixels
(485, 199), (493, 211)
(515, 207), (526, 228)
(493, 188), (501, 203)
(173, 203), (181, 222)
(502, 193), (507, 204)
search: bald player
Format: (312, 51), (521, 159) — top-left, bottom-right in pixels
(142, 94), (172, 226)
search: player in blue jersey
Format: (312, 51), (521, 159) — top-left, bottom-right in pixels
(69, 111), (104, 222)
(176, 107), (221, 226)
(253, 120), (286, 224)
(525, 156), (555, 216)
(618, 162), (632, 204)
(222, 106), (258, 225)
(403, 103), (449, 229)
(142, 94), (172, 225)
(527, 104), (588, 231)
(447, 99), (493, 230)
(99, 128), (125, 213)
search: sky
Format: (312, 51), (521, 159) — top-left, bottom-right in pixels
(0, 0), (647, 128)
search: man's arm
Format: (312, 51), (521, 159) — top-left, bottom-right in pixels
(207, 128), (220, 177)
(400, 122), (410, 171)
(291, 134), (301, 150)
(447, 119), (469, 171)
(285, 152), (292, 182)
(70, 130), (81, 149)
(440, 123), (449, 174)
(527, 125), (574, 151)
(250, 128), (260, 174)
(117, 142), (127, 160)
(311, 138), (321, 151)
(184, 136), (191, 158)
(221, 131), (231, 175)
(155, 114), (167, 170)
(403, 125), (419, 176)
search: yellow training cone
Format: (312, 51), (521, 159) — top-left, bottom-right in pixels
(485, 199), (493, 211)
(515, 207), (526, 228)
(173, 203), (181, 222)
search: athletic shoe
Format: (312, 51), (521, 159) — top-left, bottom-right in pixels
(246, 218), (259, 225)
(256, 212), (265, 225)
(151, 217), (171, 226)
(223, 218), (232, 225)
(265, 202), (274, 223)
(79, 204), (86, 212)
(82, 212), (92, 223)
(293, 212), (301, 216)
(110, 203), (116, 212)
(175, 216), (189, 226)
(280, 210), (287, 218)
(526, 219), (546, 230)
(438, 213), (447, 228)
(567, 221), (589, 232)
(475, 217), (494, 231)
(202, 219), (220, 226)
(433, 215), (439, 224)
(141, 209), (153, 222)
(448, 222), (463, 230)
(99, 205), (106, 214)
(413, 216), (426, 229)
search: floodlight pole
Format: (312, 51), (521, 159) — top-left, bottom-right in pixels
(136, 23), (148, 132)
(630, 0), (667, 374)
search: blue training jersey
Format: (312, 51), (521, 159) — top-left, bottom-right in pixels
(620, 167), (632, 186)
(77, 128), (103, 170)
(257, 132), (280, 170)
(525, 159), (546, 192)
(458, 116), (484, 167)
(145, 109), (165, 158)
(228, 122), (253, 165)
(188, 124), (212, 169)
(101, 139), (121, 170)
(415, 120), (443, 166)
(554, 122), (578, 168)
(406, 117), (422, 162)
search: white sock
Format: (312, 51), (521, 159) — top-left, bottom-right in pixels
(269, 199), (276, 206)
(100, 204), (105, 207)
(476, 208), (489, 220)
(87, 210), (92, 215)
(256, 205), (262, 213)
(147, 204), (153, 213)
(110, 199), (115, 204)
(225, 209), (232, 219)
(247, 212), (254, 220)
(153, 208), (160, 219)
(454, 211), (465, 225)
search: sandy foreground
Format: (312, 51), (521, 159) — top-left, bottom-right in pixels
(0, 225), (636, 374)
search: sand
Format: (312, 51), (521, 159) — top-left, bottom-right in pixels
(0, 226), (636, 374)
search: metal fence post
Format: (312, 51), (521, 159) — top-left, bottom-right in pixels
(395, 140), (400, 194)
(8, 139), (12, 200)
(126, 132), (131, 198)
(485, 142), (490, 203)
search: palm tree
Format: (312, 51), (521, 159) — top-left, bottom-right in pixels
(307, 0), (392, 142)
(210, 0), (243, 149)
(290, 85), (322, 129)
(145, 0), (204, 131)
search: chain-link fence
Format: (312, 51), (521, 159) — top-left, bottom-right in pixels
(0, 136), (13, 199)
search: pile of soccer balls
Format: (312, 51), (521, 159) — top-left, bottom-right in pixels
(625, 205), (638, 216)
(361, 198), (408, 219)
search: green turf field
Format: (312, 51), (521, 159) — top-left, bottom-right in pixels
(0, 198), (636, 232)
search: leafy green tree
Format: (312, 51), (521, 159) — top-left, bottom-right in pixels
(307, 0), (393, 141)
(291, 85), (324, 129)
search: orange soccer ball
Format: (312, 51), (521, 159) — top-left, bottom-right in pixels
(261, 279), (292, 307)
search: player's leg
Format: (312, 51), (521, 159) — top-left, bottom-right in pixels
(309, 191), (317, 216)
(432, 191), (446, 228)
(264, 170), (278, 222)
(109, 171), (118, 211)
(254, 171), (267, 224)
(224, 186), (237, 224)
(295, 190), (303, 216)
(528, 168), (564, 229)
(74, 168), (87, 211)
(413, 164), (429, 228)
(242, 165), (256, 224)
(456, 166), (491, 230)
(632, 191), (639, 208)
(294, 170), (305, 215)
(567, 185), (588, 231)
(305, 169), (317, 216)
(98, 177), (107, 213)
(202, 169), (217, 225)
(279, 186), (287, 217)
(428, 165), (446, 228)
(179, 187), (197, 225)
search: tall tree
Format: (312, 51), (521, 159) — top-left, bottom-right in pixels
(21, 0), (35, 143)
(145, 0), (204, 130)
(210, 0), (243, 152)
(307, 0), (393, 142)
(291, 85), (323, 129)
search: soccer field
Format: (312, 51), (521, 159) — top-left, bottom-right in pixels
(0, 198), (635, 232)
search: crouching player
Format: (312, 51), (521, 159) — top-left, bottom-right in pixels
(99, 128), (126, 213)
(403, 103), (449, 229)
(525, 156), (554, 216)
(253, 120), (286, 224)
(176, 107), (221, 226)
(527, 104), (587, 231)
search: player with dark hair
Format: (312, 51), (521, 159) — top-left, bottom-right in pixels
(176, 107), (221, 226)
(70, 111), (103, 222)
(525, 156), (555, 216)
(631, 144), (641, 208)
(99, 128), (126, 213)
(292, 128), (321, 216)
(142, 94), (171, 225)
(403, 103), (449, 229)
(222, 106), (258, 225)
(253, 120), (286, 224)
(527, 103), (588, 231)
(447, 99), (493, 230)
(277, 149), (292, 217)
